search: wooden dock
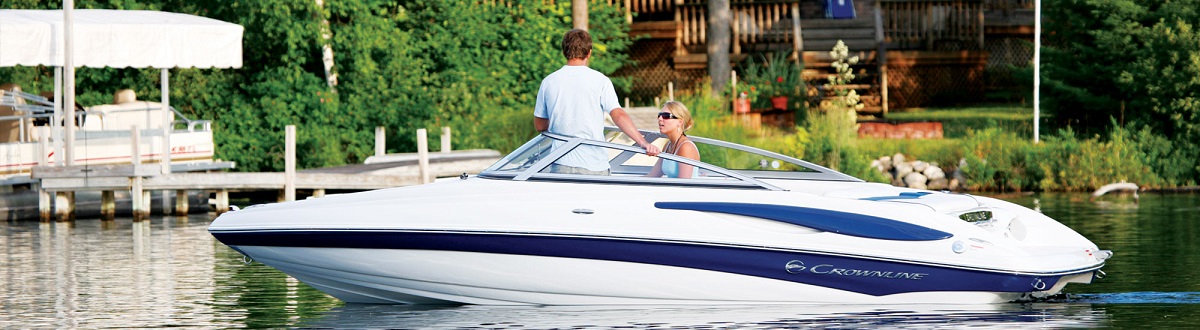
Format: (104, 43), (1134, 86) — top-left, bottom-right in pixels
(27, 126), (501, 221)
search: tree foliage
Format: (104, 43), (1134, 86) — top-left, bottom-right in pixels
(1043, 0), (1200, 181)
(1044, 0), (1200, 137)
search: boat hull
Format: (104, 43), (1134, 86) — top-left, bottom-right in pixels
(215, 229), (1100, 305)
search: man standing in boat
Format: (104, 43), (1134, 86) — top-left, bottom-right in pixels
(534, 28), (659, 175)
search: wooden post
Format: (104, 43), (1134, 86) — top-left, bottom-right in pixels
(37, 126), (51, 222)
(64, 2), (76, 167)
(624, 0), (632, 24)
(38, 126), (49, 167)
(676, 0), (686, 56)
(874, 0), (889, 116)
(417, 128), (430, 184)
(285, 125), (296, 201)
(161, 68), (172, 175)
(131, 124), (149, 220)
(131, 179), (146, 220)
(52, 67), (63, 166)
(731, 70), (738, 112)
(174, 189), (188, 216)
(624, 97), (630, 109)
(441, 126), (451, 153)
(313, 189), (326, 198)
(791, 3), (803, 65)
(214, 190), (229, 215)
(977, 2), (985, 50)
(101, 191), (115, 220)
(668, 82), (674, 101)
(38, 189), (52, 222)
(375, 126), (385, 157)
(55, 192), (74, 222)
(733, 8), (741, 55)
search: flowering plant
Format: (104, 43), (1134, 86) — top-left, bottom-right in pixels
(733, 83), (761, 102)
(743, 52), (801, 98)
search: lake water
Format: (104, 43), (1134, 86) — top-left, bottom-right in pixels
(2, 192), (1197, 328)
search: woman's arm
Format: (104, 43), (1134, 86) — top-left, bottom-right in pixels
(645, 158), (665, 177)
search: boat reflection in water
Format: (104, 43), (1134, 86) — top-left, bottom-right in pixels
(297, 303), (1111, 329)
(210, 128), (1112, 305)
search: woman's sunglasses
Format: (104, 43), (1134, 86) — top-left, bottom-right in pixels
(658, 112), (679, 120)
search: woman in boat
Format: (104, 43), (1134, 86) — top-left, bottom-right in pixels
(646, 101), (700, 179)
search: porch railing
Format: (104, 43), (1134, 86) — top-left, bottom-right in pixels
(676, 0), (802, 54)
(984, 0), (1032, 11)
(881, 0), (984, 50)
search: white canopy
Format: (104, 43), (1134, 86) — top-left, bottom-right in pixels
(0, 9), (243, 68)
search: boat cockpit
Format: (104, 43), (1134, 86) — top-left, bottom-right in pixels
(479, 127), (863, 190)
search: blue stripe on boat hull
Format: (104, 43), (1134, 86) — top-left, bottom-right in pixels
(210, 230), (1071, 296)
(655, 202), (954, 241)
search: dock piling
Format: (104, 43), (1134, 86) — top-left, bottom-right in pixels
(441, 126), (451, 153)
(39, 189), (51, 222)
(101, 191), (115, 219)
(375, 126), (385, 157)
(285, 125), (296, 202)
(37, 126), (52, 222)
(131, 124), (149, 221)
(174, 189), (189, 215)
(55, 192), (74, 221)
(417, 128), (430, 184)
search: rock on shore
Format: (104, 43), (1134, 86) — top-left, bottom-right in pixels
(871, 153), (966, 191)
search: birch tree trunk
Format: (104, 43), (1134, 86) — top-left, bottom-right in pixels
(316, 0), (338, 90)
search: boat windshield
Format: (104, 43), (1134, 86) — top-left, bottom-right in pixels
(480, 128), (861, 188)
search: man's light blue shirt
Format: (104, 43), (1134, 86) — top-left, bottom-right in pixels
(534, 65), (621, 172)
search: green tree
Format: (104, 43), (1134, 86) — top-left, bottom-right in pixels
(1043, 0), (1200, 182)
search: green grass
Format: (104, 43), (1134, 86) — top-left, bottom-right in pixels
(883, 105), (1037, 139)
(850, 105), (1040, 169)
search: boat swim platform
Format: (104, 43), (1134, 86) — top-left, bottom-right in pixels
(27, 149), (502, 222)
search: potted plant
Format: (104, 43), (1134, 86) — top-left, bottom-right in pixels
(742, 52), (801, 111)
(730, 83), (759, 113)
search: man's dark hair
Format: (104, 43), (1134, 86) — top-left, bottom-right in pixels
(562, 29), (592, 60)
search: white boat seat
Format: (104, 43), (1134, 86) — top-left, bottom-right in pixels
(83, 89), (175, 131)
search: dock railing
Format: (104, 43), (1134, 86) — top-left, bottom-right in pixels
(30, 125), (501, 222)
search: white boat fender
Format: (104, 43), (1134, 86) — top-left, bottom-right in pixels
(1091, 182), (1139, 201)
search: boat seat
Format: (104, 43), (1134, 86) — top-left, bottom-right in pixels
(83, 89), (174, 131)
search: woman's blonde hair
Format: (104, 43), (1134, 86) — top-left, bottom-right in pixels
(662, 101), (694, 133)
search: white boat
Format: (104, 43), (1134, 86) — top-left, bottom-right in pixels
(209, 129), (1112, 305)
